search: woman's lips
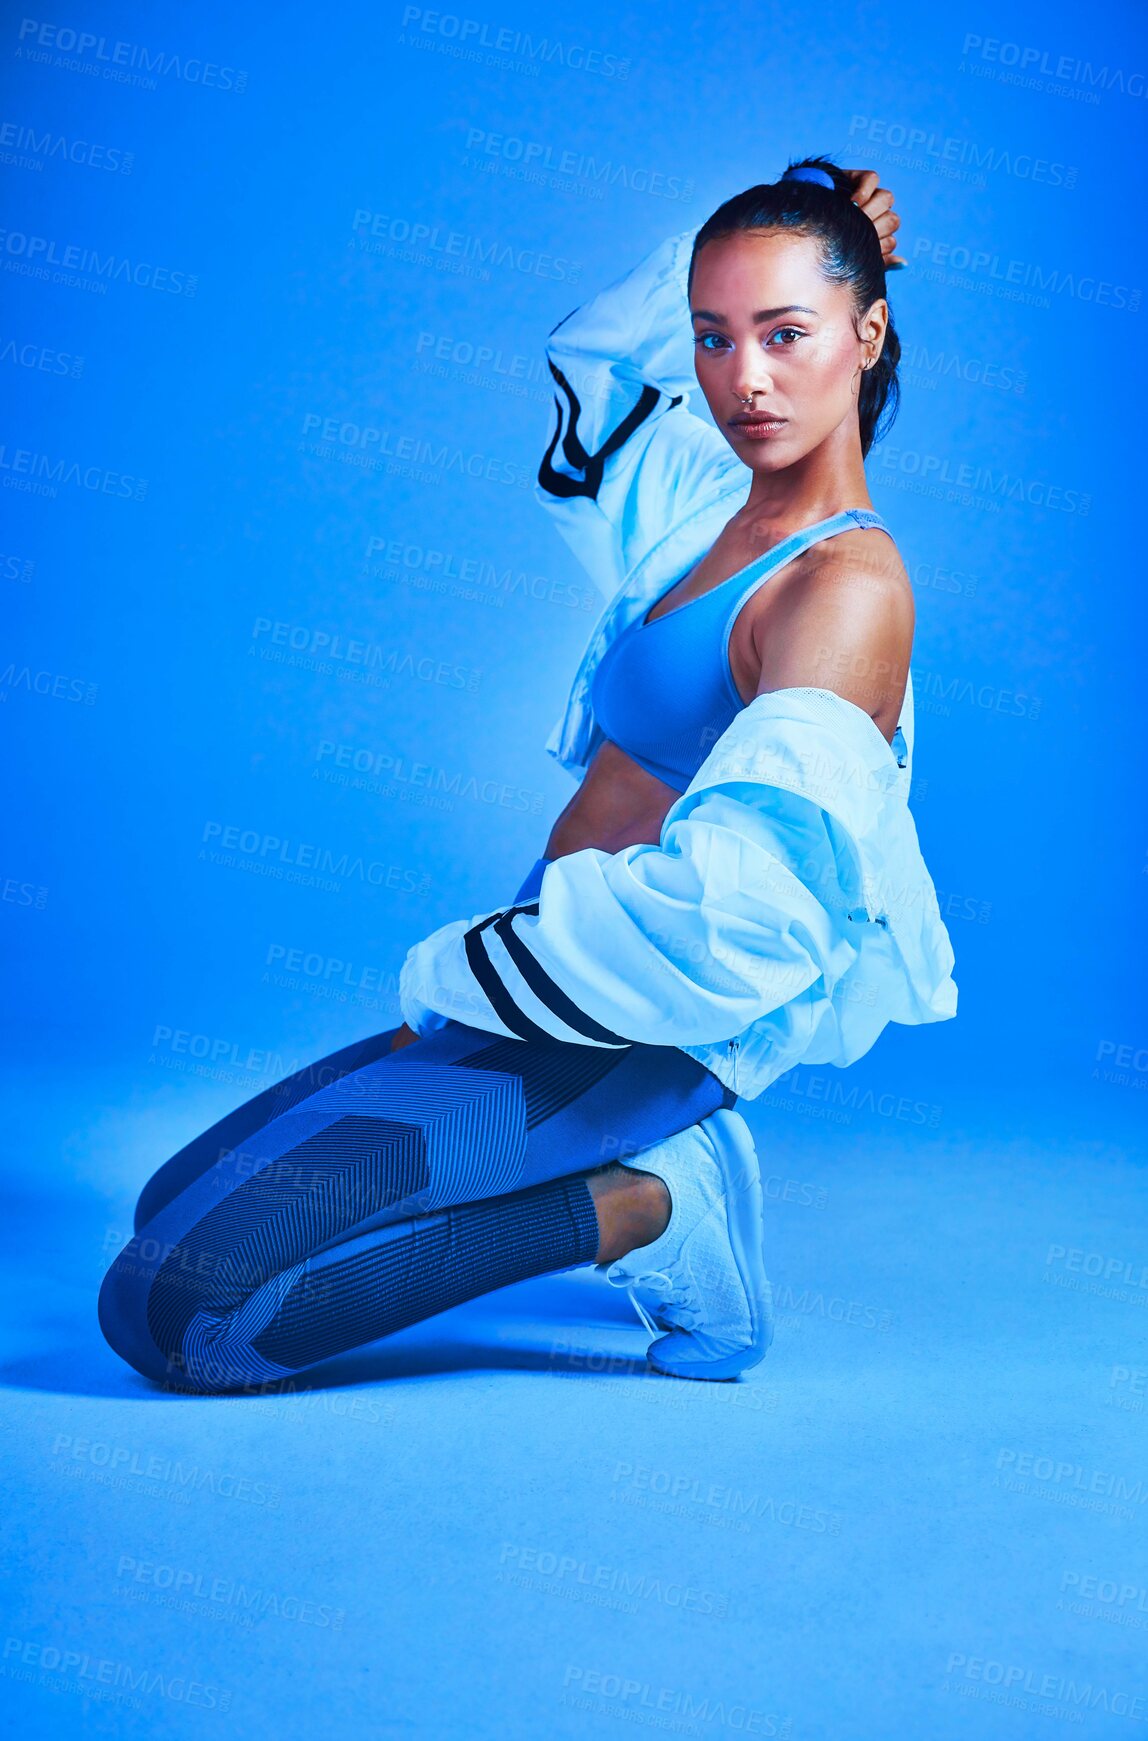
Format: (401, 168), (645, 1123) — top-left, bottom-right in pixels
(730, 417), (788, 439)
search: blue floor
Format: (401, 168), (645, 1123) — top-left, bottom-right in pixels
(3, 1078), (1146, 1739)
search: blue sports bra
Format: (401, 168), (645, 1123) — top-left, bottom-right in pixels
(590, 507), (892, 792)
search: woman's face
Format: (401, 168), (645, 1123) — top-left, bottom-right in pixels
(688, 229), (887, 469)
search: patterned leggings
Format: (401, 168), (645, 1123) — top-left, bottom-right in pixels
(98, 865), (734, 1393)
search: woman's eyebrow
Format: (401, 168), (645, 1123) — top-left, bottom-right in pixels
(690, 304), (818, 322)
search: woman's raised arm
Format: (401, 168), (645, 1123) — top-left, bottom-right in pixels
(533, 222), (741, 601)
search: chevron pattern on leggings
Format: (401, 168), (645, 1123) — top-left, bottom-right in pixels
(451, 1031), (630, 1126)
(147, 1061), (521, 1361)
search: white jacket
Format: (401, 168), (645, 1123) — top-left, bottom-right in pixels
(399, 223), (958, 1099)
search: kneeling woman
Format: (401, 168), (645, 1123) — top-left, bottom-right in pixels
(99, 157), (956, 1394)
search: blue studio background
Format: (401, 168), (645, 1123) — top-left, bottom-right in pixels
(4, 2), (1147, 1738)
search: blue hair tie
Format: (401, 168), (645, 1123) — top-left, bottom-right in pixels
(781, 165), (837, 191)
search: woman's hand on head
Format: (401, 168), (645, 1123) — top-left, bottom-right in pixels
(844, 168), (906, 270)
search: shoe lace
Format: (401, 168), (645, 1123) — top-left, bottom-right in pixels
(604, 1264), (703, 1337)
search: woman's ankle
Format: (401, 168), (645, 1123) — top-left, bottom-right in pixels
(587, 1163), (672, 1266)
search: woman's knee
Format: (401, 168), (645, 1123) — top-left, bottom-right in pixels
(97, 1228), (221, 1391)
(97, 1247), (176, 1387)
(98, 1260), (234, 1393)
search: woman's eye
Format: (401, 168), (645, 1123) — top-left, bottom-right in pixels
(694, 328), (804, 352)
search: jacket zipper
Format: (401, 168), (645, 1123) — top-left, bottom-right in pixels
(727, 1036), (741, 1095)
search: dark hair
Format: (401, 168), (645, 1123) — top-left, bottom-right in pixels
(687, 153), (901, 458)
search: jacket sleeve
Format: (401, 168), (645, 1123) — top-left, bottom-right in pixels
(397, 687), (958, 1048)
(535, 224), (740, 600)
(398, 700), (872, 1048)
(399, 806), (856, 1047)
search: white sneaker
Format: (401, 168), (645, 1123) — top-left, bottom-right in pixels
(599, 1109), (773, 1380)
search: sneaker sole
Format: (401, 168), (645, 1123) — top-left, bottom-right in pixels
(646, 1109), (774, 1382)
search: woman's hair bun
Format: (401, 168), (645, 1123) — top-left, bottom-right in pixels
(778, 164), (839, 192)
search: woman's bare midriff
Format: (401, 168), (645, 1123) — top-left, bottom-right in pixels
(545, 737), (680, 857)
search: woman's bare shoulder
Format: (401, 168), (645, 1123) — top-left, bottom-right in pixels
(800, 524), (912, 602)
(751, 525), (914, 723)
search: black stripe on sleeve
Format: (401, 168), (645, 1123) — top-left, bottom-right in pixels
(461, 905), (557, 1045)
(491, 907), (633, 1047)
(536, 363), (679, 504)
